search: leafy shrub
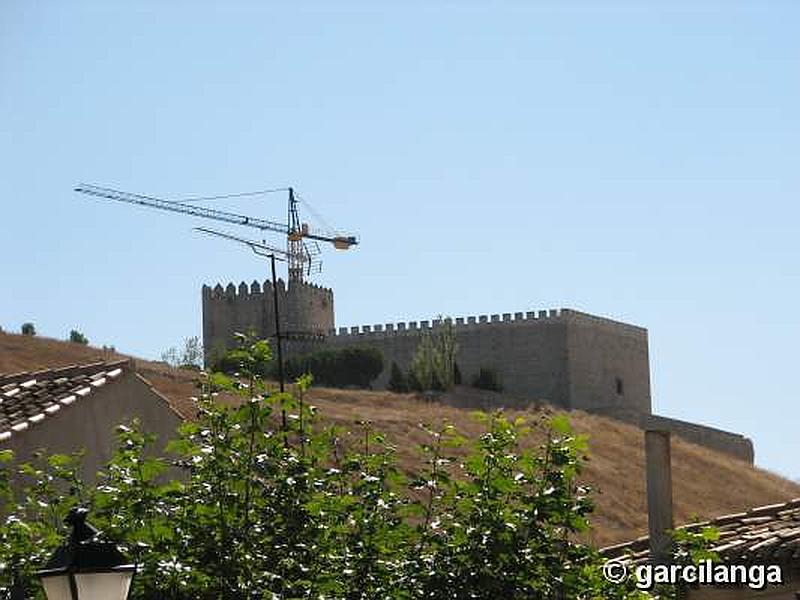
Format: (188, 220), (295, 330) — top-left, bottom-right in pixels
(160, 346), (179, 366)
(410, 318), (459, 391)
(472, 366), (502, 392)
(180, 336), (204, 368)
(284, 346), (383, 388)
(68, 329), (89, 345)
(212, 350), (256, 375)
(387, 361), (409, 393)
(162, 336), (204, 370)
(408, 366), (444, 392)
(406, 368), (420, 392)
(20, 322), (35, 336)
(0, 336), (647, 599)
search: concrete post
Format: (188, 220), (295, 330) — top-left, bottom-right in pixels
(645, 430), (674, 566)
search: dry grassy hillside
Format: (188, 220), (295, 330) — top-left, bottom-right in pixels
(0, 331), (128, 372)
(2, 332), (798, 547)
(0, 332), (198, 418)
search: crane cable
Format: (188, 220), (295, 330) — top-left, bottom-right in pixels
(168, 186), (346, 240)
(173, 187), (290, 203)
(295, 192), (339, 236)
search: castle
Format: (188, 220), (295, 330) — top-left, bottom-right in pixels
(202, 279), (754, 464)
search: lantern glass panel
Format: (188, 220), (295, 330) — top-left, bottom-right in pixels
(74, 572), (134, 600)
(41, 575), (73, 600)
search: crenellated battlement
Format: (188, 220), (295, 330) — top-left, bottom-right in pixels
(329, 308), (562, 338)
(203, 279), (332, 301)
(327, 308), (645, 339)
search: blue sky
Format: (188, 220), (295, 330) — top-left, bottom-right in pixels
(1, 1), (798, 480)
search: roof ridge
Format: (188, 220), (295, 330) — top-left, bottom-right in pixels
(0, 358), (132, 386)
(601, 497), (800, 557)
(747, 497), (800, 513)
(0, 359), (133, 444)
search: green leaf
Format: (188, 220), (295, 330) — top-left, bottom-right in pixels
(549, 414), (572, 435)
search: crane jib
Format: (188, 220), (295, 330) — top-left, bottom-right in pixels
(74, 183), (358, 246)
(74, 184), (290, 235)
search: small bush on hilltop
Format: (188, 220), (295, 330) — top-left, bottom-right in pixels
(20, 322), (35, 336)
(68, 329), (89, 345)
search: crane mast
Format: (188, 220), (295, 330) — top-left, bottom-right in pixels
(287, 187), (305, 282)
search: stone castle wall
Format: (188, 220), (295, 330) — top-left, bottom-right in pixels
(565, 312), (652, 419)
(323, 309), (651, 418)
(645, 414), (755, 463)
(201, 283), (754, 464)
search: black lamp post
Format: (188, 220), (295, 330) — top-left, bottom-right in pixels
(36, 507), (135, 600)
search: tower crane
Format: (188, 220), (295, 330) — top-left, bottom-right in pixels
(75, 182), (358, 400)
(74, 183), (357, 283)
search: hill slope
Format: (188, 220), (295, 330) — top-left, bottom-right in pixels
(2, 331), (798, 547)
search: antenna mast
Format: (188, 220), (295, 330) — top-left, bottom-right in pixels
(287, 187), (305, 283)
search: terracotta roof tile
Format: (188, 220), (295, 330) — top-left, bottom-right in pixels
(602, 498), (800, 567)
(0, 360), (131, 444)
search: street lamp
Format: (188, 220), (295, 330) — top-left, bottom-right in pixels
(36, 507), (135, 600)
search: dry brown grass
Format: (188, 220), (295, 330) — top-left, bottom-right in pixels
(301, 387), (800, 547)
(2, 332), (798, 547)
(0, 331), (128, 373)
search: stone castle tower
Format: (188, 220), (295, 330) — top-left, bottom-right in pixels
(201, 282), (754, 464)
(202, 279), (334, 364)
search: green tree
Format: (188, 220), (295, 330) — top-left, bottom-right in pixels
(68, 329), (89, 345)
(410, 318), (459, 392)
(180, 335), (203, 368)
(20, 322), (35, 336)
(160, 346), (179, 367)
(161, 336), (204, 370)
(388, 361), (409, 393)
(410, 330), (436, 390)
(284, 346), (383, 388)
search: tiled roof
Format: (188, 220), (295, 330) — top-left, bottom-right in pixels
(0, 360), (130, 443)
(603, 498), (800, 567)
